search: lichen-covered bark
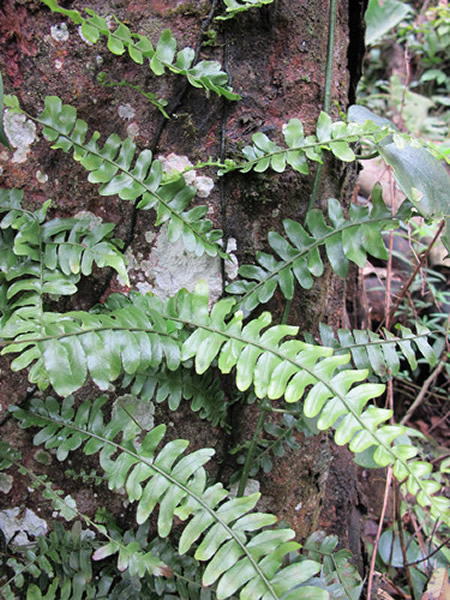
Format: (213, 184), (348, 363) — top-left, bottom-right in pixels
(0, 0), (368, 571)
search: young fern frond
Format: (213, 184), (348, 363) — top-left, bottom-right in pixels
(216, 0), (275, 21)
(34, 96), (223, 257)
(2, 283), (448, 522)
(10, 396), (326, 600)
(41, 0), (240, 101)
(317, 321), (437, 379)
(227, 187), (408, 313)
(219, 113), (393, 175)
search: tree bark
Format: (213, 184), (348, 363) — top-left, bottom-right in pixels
(0, 0), (369, 578)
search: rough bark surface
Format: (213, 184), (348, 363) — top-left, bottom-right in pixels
(0, 0), (369, 577)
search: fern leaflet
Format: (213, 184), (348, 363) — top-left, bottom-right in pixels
(41, 0), (240, 101)
(216, 0), (275, 21)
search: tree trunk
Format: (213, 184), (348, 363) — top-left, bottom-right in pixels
(0, 0), (370, 590)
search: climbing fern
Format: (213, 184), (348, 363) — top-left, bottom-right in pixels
(227, 185), (407, 313)
(41, 0), (240, 102)
(1, 1), (450, 596)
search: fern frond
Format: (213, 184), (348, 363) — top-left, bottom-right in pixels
(317, 321), (437, 378)
(41, 0), (240, 101)
(34, 96), (223, 257)
(219, 113), (393, 175)
(123, 365), (228, 427)
(0, 442), (173, 585)
(11, 396), (325, 600)
(0, 188), (128, 325)
(216, 0), (275, 21)
(227, 188), (407, 313)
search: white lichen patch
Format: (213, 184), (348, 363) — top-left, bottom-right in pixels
(118, 103), (136, 121)
(229, 478), (260, 498)
(74, 210), (103, 229)
(0, 508), (47, 544)
(0, 473), (13, 494)
(4, 110), (37, 163)
(126, 122), (140, 140)
(50, 22), (69, 42)
(159, 153), (214, 198)
(112, 394), (155, 435)
(224, 237), (239, 281)
(131, 225), (222, 303)
(54, 59), (63, 70)
(36, 170), (48, 183)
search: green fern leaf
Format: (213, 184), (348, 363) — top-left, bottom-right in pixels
(227, 191), (402, 313)
(35, 96), (223, 257)
(216, 0), (275, 22)
(41, 0), (240, 101)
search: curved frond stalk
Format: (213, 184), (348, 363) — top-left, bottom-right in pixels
(33, 96), (223, 257)
(96, 71), (170, 118)
(2, 284), (448, 523)
(318, 321), (437, 378)
(219, 114), (394, 175)
(216, 0), (275, 21)
(227, 188), (410, 313)
(41, 0), (240, 101)
(10, 396), (324, 600)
